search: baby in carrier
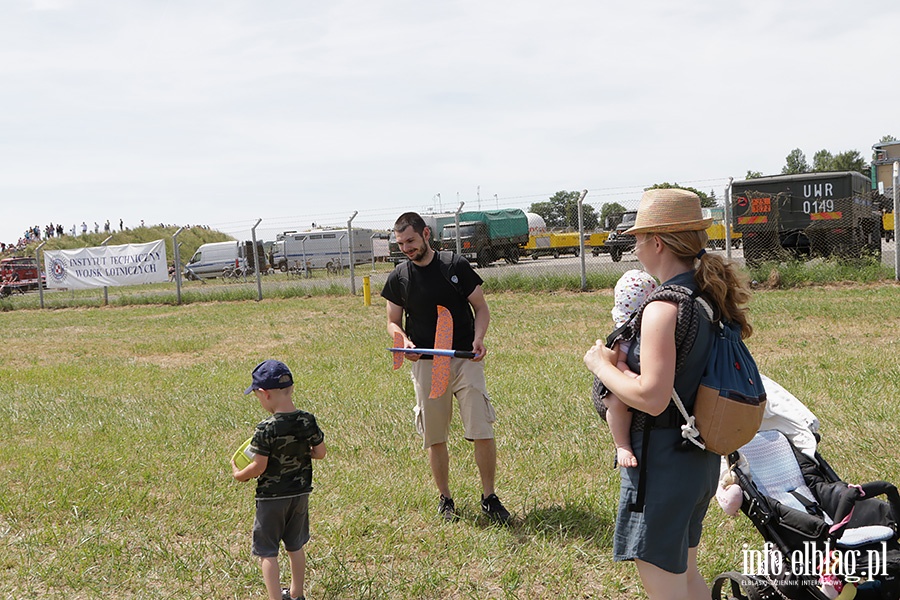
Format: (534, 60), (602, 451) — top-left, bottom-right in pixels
(604, 269), (657, 468)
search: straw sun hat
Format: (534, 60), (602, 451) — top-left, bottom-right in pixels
(624, 188), (712, 235)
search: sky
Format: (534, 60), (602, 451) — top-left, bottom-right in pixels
(2, 0), (899, 245)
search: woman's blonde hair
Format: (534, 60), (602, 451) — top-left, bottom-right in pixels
(655, 230), (753, 339)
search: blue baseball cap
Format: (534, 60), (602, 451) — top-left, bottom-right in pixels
(244, 360), (294, 394)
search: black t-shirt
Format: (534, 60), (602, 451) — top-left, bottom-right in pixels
(381, 253), (483, 352)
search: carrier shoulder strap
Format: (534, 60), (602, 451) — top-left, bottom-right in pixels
(633, 283), (706, 374)
(398, 251), (463, 306)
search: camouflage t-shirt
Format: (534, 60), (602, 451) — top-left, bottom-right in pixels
(250, 410), (325, 499)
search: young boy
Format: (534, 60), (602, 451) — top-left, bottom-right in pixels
(232, 360), (326, 600)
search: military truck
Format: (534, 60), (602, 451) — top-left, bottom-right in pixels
(600, 211), (637, 262)
(440, 209), (529, 267)
(731, 172), (882, 266)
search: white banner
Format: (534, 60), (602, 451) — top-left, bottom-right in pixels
(44, 240), (168, 290)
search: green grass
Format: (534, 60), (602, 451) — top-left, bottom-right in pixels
(747, 255), (895, 288)
(2, 286), (900, 598)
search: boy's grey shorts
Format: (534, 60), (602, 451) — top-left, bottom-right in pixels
(252, 494), (310, 558)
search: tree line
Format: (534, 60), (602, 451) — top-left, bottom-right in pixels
(529, 184), (716, 231)
(529, 135), (896, 231)
(746, 134), (896, 179)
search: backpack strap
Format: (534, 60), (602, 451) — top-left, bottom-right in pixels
(633, 283), (704, 374)
(435, 251), (463, 296)
(628, 417), (653, 513)
(399, 259), (413, 306)
(667, 294), (723, 451)
(398, 250), (465, 306)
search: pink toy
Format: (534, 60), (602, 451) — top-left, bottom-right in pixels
(716, 482), (743, 516)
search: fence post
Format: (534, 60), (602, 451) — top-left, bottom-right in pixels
(301, 239), (308, 278)
(251, 219), (263, 301)
(894, 161), (899, 282)
(454, 202), (465, 256)
(577, 189), (588, 291)
(347, 211), (358, 294)
(101, 235), (113, 306)
(725, 177), (734, 261)
(173, 227), (184, 305)
(36, 241), (46, 309)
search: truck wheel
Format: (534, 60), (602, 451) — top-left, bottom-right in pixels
(505, 248), (520, 264)
(862, 221), (882, 260)
(531, 253), (539, 260)
(573, 248), (579, 257)
(610, 248), (623, 262)
(476, 250), (490, 268)
(592, 249), (599, 257)
(553, 250), (560, 259)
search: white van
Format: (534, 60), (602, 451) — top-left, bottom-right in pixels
(183, 241), (269, 279)
(183, 242), (241, 279)
(272, 228), (374, 272)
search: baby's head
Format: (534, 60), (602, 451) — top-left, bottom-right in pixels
(612, 270), (657, 328)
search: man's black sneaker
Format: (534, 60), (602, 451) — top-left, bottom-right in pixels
(481, 493), (511, 524)
(438, 494), (457, 521)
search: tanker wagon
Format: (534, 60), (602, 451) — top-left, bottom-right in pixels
(731, 171), (882, 266)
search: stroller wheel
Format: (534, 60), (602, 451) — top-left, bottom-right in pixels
(711, 571), (778, 600)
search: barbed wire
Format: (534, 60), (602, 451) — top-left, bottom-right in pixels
(206, 177), (735, 238)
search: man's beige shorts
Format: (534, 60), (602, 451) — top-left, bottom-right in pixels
(410, 358), (496, 448)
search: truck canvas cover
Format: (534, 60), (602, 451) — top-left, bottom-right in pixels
(457, 209), (528, 239)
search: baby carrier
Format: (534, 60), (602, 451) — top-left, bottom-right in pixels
(711, 378), (900, 600)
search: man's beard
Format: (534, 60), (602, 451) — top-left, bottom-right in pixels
(407, 244), (428, 261)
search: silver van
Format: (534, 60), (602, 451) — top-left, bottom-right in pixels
(183, 241), (242, 279)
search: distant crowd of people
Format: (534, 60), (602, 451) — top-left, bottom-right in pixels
(0, 220), (213, 256)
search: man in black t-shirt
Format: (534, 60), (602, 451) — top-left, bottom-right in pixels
(382, 212), (510, 524)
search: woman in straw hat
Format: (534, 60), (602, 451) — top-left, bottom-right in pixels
(584, 188), (753, 599)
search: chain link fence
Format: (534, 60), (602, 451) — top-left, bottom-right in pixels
(6, 175), (898, 309)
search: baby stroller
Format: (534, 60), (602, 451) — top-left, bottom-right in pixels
(711, 377), (900, 600)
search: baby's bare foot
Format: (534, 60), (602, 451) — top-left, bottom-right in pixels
(616, 446), (638, 468)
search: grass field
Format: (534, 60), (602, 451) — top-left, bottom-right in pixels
(2, 284), (900, 599)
